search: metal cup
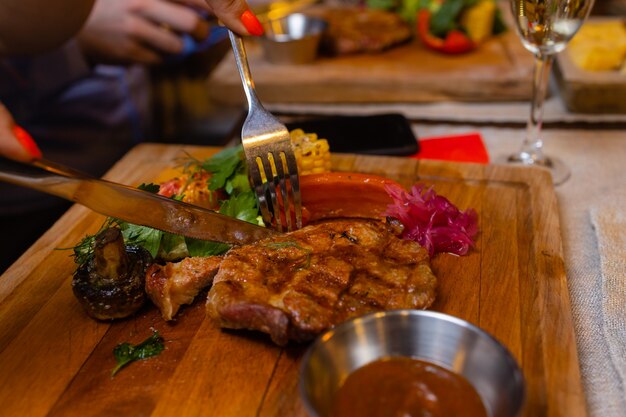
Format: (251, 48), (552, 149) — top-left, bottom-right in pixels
(259, 13), (327, 65)
(300, 310), (525, 417)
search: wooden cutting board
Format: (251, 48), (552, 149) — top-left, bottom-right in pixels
(0, 143), (585, 417)
(207, 7), (534, 104)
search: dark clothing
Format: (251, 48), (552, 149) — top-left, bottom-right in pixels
(0, 40), (151, 272)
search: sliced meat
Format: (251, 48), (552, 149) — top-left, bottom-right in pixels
(146, 256), (222, 320)
(321, 8), (413, 56)
(206, 219), (436, 345)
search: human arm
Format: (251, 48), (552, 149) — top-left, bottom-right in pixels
(0, 0), (95, 55)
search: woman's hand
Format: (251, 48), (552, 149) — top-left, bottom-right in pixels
(201, 0), (264, 36)
(77, 0), (263, 65)
(0, 103), (41, 162)
(77, 0), (212, 65)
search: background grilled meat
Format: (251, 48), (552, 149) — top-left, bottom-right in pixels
(206, 219), (436, 345)
(320, 8), (413, 56)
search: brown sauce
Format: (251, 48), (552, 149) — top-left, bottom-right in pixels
(331, 357), (488, 417)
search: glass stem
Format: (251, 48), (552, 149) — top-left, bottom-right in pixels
(520, 54), (553, 165)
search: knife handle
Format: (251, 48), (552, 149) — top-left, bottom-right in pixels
(0, 156), (83, 202)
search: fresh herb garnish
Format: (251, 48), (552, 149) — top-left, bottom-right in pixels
(219, 191), (259, 224)
(137, 183), (161, 193)
(67, 145), (261, 263)
(66, 217), (118, 265)
(203, 146), (245, 191)
(185, 238), (230, 257)
(264, 241), (312, 270)
(265, 241), (308, 251)
(111, 330), (165, 377)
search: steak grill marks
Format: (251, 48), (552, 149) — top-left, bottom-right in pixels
(206, 219), (437, 345)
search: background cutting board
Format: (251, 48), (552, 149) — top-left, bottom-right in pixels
(0, 144), (585, 417)
(207, 5), (535, 104)
(554, 17), (626, 114)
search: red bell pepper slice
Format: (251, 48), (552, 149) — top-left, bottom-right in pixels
(417, 9), (476, 54)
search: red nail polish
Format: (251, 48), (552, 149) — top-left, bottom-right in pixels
(241, 10), (264, 36)
(12, 125), (42, 159)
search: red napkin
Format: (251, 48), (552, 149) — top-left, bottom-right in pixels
(411, 132), (489, 164)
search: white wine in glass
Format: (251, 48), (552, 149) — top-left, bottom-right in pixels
(504, 0), (595, 185)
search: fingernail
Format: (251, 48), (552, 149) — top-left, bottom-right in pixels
(240, 10), (264, 36)
(12, 125), (42, 159)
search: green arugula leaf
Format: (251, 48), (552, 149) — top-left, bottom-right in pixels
(225, 171), (252, 195)
(185, 238), (230, 257)
(219, 191), (259, 223)
(137, 183), (161, 193)
(119, 223), (163, 258)
(204, 146), (244, 191)
(111, 330), (165, 377)
(160, 233), (186, 256)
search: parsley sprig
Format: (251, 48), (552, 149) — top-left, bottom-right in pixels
(111, 330), (165, 377)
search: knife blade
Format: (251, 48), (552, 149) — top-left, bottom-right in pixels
(0, 157), (277, 245)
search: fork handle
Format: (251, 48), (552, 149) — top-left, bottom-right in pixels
(228, 30), (262, 112)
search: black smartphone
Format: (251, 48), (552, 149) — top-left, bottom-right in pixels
(285, 113), (419, 156)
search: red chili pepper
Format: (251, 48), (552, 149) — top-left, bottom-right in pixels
(416, 9), (476, 54)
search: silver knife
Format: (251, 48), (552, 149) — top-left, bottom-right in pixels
(0, 157), (277, 245)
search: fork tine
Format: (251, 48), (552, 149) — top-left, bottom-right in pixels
(274, 152), (293, 232)
(247, 157), (273, 226)
(258, 154), (283, 230)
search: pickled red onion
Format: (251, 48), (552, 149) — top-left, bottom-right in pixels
(384, 184), (478, 257)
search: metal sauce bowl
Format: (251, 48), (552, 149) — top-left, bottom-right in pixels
(259, 13), (327, 65)
(300, 310), (525, 417)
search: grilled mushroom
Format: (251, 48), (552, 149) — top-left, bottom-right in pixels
(72, 227), (152, 320)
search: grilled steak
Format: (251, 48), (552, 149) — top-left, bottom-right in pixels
(206, 219), (436, 345)
(146, 256), (222, 321)
(321, 8), (413, 56)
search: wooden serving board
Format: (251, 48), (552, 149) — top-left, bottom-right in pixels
(0, 143), (585, 417)
(207, 7), (534, 104)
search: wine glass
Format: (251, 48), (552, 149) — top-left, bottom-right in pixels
(502, 0), (595, 185)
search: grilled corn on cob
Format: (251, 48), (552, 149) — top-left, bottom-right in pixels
(290, 129), (332, 175)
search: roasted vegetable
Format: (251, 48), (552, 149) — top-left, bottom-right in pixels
(417, 9), (476, 54)
(299, 172), (404, 222)
(290, 129), (332, 175)
(72, 227), (153, 320)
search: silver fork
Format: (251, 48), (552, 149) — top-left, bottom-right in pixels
(228, 30), (302, 232)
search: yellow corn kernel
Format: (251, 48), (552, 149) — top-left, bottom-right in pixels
(290, 128), (332, 175)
